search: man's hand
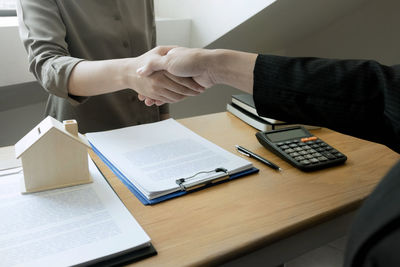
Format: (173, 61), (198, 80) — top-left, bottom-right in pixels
(135, 46), (257, 106)
(68, 46), (205, 104)
(137, 47), (217, 88)
(128, 47), (205, 104)
(136, 47), (218, 106)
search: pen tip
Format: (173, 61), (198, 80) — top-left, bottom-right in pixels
(278, 168), (283, 172)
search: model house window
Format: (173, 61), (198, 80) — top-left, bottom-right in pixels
(0, 0), (16, 16)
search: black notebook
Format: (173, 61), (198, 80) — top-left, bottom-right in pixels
(228, 94), (319, 131)
(231, 94), (285, 124)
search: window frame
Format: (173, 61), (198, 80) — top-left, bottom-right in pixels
(0, 0), (17, 17)
(0, 9), (16, 16)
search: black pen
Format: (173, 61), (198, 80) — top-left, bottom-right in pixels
(235, 145), (282, 171)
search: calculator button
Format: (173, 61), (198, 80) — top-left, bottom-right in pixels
(305, 154), (314, 159)
(277, 142), (285, 146)
(298, 142), (306, 147)
(295, 147), (303, 152)
(301, 136), (317, 142)
(295, 156), (305, 161)
(315, 139), (323, 143)
(281, 145), (289, 150)
(300, 160), (311, 165)
(312, 152), (322, 157)
(316, 147), (325, 152)
(309, 158), (319, 163)
(334, 152), (345, 158)
(285, 148), (295, 153)
(322, 152), (336, 159)
(307, 149), (317, 154)
(311, 144), (320, 149)
(318, 156), (328, 161)
(303, 145), (311, 150)
(290, 152), (300, 157)
(284, 141), (292, 145)
(289, 144), (298, 148)
(299, 151), (308, 155)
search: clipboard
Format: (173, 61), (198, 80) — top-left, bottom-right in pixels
(91, 144), (259, 205)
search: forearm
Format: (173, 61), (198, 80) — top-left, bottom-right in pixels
(68, 58), (136, 96)
(253, 55), (400, 153)
(208, 49), (258, 93)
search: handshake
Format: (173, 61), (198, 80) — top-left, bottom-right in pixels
(134, 46), (257, 106)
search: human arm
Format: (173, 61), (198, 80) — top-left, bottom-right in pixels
(136, 47), (257, 105)
(137, 46), (400, 152)
(17, 0), (203, 105)
(68, 47), (204, 103)
(252, 55), (400, 153)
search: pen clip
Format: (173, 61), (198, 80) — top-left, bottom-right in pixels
(235, 146), (250, 157)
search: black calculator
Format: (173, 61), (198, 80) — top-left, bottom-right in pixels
(256, 126), (347, 171)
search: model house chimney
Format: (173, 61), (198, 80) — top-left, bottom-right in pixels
(63, 120), (78, 136)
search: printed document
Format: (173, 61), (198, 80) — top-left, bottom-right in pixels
(86, 119), (253, 200)
(0, 158), (151, 267)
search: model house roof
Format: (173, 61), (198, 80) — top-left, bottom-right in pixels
(15, 116), (90, 158)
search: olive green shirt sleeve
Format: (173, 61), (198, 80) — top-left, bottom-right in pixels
(17, 0), (85, 105)
(16, 0), (166, 133)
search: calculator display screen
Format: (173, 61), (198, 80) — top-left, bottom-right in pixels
(266, 128), (308, 142)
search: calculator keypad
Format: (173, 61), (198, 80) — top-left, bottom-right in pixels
(277, 138), (346, 167)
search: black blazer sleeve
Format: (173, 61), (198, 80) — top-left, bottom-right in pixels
(252, 55), (400, 267)
(253, 55), (400, 153)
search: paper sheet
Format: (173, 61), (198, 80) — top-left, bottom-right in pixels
(0, 146), (21, 171)
(0, 157), (150, 267)
(87, 119), (253, 199)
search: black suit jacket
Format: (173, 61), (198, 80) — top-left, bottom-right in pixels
(252, 55), (400, 267)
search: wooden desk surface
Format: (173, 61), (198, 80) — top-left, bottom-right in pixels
(3, 112), (398, 266)
(86, 112), (399, 266)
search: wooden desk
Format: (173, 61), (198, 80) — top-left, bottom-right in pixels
(2, 112), (399, 266)
(86, 112), (399, 266)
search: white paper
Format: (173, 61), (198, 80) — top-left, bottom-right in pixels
(0, 146), (21, 171)
(0, 158), (150, 267)
(86, 119), (253, 199)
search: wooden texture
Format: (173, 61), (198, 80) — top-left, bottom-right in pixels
(20, 129), (91, 193)
(86, 112), (400, 266)
(15, 116), (92, 193)
(2, 112), (397, 265)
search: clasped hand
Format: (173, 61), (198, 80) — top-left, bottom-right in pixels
(136, 46), (214, 106)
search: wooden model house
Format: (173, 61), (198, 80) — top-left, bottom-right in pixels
(15, 116), (92, 193)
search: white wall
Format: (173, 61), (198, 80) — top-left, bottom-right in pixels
(0, 17), (34, 87)
(1, 0), (400, 145)
(154, 0), (276, 48)
(156, 18), (191, 47)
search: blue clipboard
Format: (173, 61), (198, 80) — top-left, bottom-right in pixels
(90, 143), (259, 205)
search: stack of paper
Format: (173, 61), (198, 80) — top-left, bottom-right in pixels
(227, 94), (319, 131)
(86, 119), (257, 204)
(0, 158), (154, 267)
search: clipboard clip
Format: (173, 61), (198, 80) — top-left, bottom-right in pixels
(175, 167), (229, 192)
